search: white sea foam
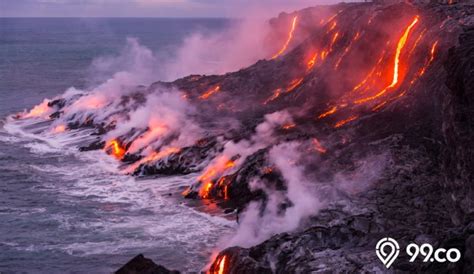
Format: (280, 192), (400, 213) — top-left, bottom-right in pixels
(2, 116), (234, 268)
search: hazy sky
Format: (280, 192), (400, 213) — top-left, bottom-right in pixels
(0, 0), (340, 17)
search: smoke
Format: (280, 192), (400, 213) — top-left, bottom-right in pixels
(107, 89), (202, 155)
(224, 141), (323, 248)
(162, 18), (272, 80)
(86, 37), (158, 87)
(223, 142), (390, 248)
(334, 152), (390, 195)
(57, 38), (161, 124)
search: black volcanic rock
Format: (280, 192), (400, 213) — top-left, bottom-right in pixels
(133, 137), (223, 176)
(207, 2), (474, 273)
(442, 25), (474, 226)
(116, 254), (179, 274)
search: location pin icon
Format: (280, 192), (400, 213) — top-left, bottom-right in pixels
(376, 238), (400, 269)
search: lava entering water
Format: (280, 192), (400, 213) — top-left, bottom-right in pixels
(209, 255), (227, 274)
(198, 157), (236, 199)
(105, 140), (126, 159)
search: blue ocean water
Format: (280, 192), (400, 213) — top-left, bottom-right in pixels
(0, 18), (233, 273)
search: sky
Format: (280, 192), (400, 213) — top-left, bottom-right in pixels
(0, 0), (339, 18)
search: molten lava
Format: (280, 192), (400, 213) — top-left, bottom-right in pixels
(271, 16), (298, 60)
(106, 140), (126, 159)
(287, 78), (304, 93)
(53, 125), (66, 133)
(355, 16), (419, 104)
(327, 21), (337, 33)
(312, 138), (327, 154)
(209, 255), (227, 274)
(263, 88), (282, 105)
(307, 52), (318, 71)
(142, 147), (181, 164)
(334, 115), (358, 128)
(198, 157), (236, 199)
(23, 100), (51, 119)
(199, 86), (221, 100)
(419, 40), (439, 76)
(408, 29), (427, 57)
(317, 106), (337, 119)
(335, 32), (361, 69)
(282, 123), (296, 130)
(350, 50), (386, 94)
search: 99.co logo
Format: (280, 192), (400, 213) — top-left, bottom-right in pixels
(376, 238), (461, 269)
(406, 243), (461, 263)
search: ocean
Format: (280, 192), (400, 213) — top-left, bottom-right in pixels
(0, 18), (234, 273)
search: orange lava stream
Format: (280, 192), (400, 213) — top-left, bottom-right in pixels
(327, 21), (337, 33)
(419, 40), (438, 76)
(53, 125), (66, 133)
(350, 50), (386, 94)
(142, 147), (181, 164)
(286, 78), (304, 93)
(210, 255), (227, 274)
(23, 100), (51, 119)
(328, 32), (340, 51)
(355, 16), (419, 104)
(317, 106), (337, 119)
(198, 158), (236, 199)
(199, 86), (221, 100)
(335, 31), (360, 69)
(307, 52), (319, 71)
(334, 115), (358, 128)
(123, 147), (181, 174)
(106, 140), (126, 159)
(272, 16), (298, 60)
(282, 123), (296, 130)
(312, 138), (327, 153)
(408, 29), (427, 57)
(263, 88), (282, 105)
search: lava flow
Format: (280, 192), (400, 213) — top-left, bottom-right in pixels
(209, 255), (227, 274)
(263, 88), (282, 105)
(355, 16), (419, 104)
(105, 140), (126, 159)
(271, 16), (298, 60)
(52, 124), (66, 133)
(198, 157), (236, 199)
(312, 138), (327, 154)
(418, 40), (439, 76)
(23, 99), (51, 119)
(199, 86), (221, 100)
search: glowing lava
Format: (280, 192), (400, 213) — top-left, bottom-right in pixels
(199, 86), (221, 100)
(335, 31), (360, 69)
(312, 138), (327, 154)
(23, 99), (51, 119)
(355, 16), (419, 104)
(106, 140), (126, 159)
(272, 16), (298, 60)
(198, 157), (236, 199)
(317, 106), (337, 119)
(282, 123), (296, 130)
(334, 115), (358, 128)
(210, 255), (227, 274)
(307, 52), (319, 71)
(287, 78), (304, 93)
(53, 125), (66, 133)
(263, 88), (282, 105)
(419, 40), (438, 76)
